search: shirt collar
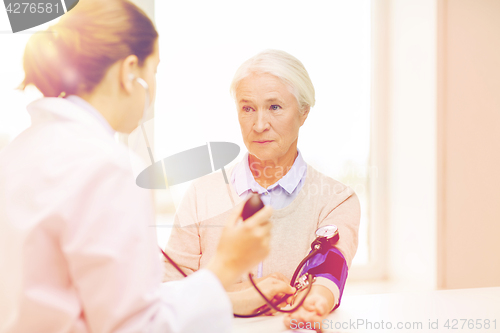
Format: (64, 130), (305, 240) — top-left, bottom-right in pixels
(231, 153), (253, 196)
(277, 151), (307, 194)
(231, 150), (307, 196)
(65, 95), (115, 135)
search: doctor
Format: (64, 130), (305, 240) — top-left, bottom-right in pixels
(0, 0), (278, 332)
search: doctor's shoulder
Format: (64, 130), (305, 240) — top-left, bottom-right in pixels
(32, 119), (138, 183)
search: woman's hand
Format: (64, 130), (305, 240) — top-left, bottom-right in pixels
(205, 202), (273, 289)
(230, 273), (295, 315)
(283, 285), (333, 329)
(227, 272), (286, 292)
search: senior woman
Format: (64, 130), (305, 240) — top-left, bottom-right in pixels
(163, 50), (360, 326)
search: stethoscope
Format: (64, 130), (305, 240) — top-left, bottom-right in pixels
(129, 74), (155, 161)
(131, 77), (340, 317)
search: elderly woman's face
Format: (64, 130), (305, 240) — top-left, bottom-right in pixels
(236, 73), (308, 162)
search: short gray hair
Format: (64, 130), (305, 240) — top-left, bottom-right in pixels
(230, 49), (315, 112)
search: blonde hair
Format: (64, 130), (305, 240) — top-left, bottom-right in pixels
(20, 0), (158, 98)
(230, 49), (315, 112)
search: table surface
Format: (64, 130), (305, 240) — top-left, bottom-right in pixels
(232, 286), (500, 333)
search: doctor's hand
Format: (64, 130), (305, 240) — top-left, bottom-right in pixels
(205, 202), (273, 290)
(229, 273), (295, 315)
(283, 285), (333, 329)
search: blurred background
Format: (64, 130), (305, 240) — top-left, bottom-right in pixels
(1, 0), (499, 296)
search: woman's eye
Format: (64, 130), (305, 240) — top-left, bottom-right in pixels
(243, 106), (253, 112)
(270, 105), (281, 111)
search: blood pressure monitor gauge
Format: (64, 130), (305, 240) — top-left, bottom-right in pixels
(315, 225), (339, 247)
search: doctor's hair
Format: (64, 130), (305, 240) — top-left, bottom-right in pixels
(229, 49), (315, 113)
(20, 0), (158, 98)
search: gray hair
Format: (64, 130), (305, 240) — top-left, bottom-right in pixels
(230, 49), (315, 112)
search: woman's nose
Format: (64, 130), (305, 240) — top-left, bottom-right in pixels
(253, 110), (270, 133)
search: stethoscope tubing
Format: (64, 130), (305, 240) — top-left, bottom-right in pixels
(159, 246), (318, 318)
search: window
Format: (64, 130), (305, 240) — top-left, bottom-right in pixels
(0, 0), (374, 272)
(153, 0), (372, 267)
(0, 15), (58, 150)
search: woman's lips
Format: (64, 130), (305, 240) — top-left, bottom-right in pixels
(254, 140), (273, 144)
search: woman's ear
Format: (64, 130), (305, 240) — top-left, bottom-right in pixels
(300, 105), (310, 126)
(120, 55), (139, 95)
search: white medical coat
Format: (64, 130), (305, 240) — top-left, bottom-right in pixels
(0, 97), (232, 333)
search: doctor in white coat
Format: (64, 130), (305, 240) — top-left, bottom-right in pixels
(0, 0), (285, 332)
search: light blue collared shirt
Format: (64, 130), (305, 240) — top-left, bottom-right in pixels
(65, 95), (115, 136)
(231, 150), (307, 210)
(231, 150), (308, 278)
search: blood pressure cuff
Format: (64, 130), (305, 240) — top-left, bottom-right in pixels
(300, 247), (348, 311)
